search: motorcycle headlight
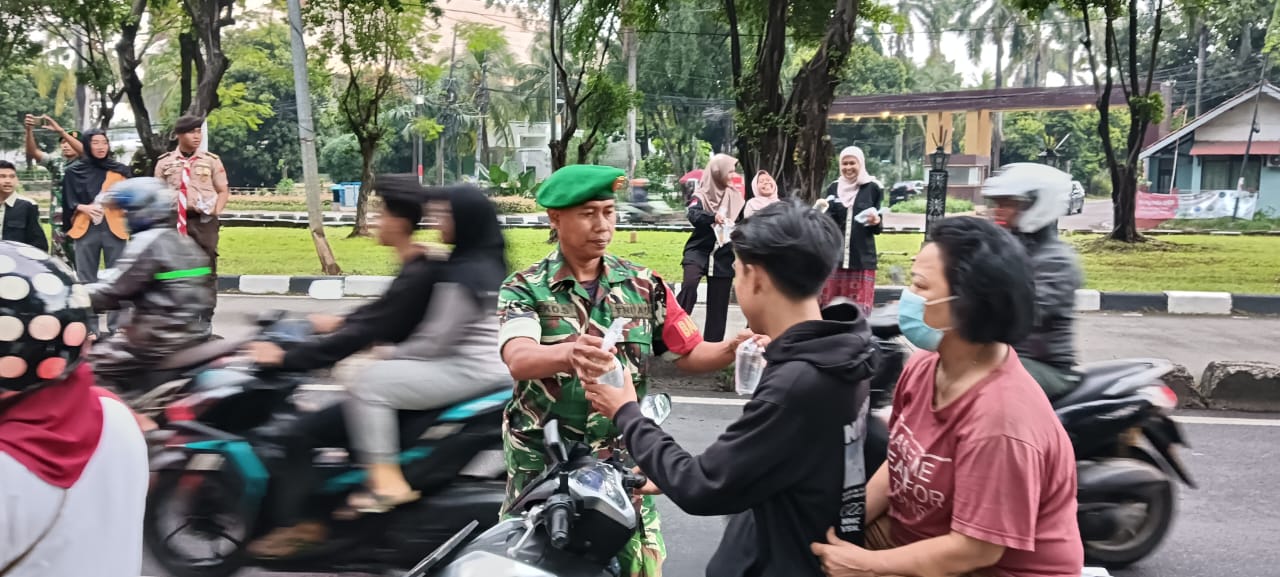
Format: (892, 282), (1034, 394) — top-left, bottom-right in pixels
(568, 465), (629, 511)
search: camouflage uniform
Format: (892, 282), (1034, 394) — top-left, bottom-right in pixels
(498, 249), (704, 577)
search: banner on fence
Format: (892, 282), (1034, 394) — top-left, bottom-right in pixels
(1136, 190), (1258, 228)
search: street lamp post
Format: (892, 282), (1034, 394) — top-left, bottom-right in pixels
(925, 146), (950, 241)
(1038, 147), (1063, 169)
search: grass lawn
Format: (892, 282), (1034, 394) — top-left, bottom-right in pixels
(219, 228), (1280, 294)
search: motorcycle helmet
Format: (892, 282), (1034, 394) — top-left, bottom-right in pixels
(103, 176), (177, 234)
(980, 163), (1072, 234)
(0, 241), (93, 393)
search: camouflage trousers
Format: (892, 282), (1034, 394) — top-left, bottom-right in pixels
(502, 424), (666, 577)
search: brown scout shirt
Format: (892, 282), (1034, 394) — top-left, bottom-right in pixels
(154, 150), (228, 214)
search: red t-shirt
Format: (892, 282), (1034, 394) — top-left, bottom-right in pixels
(887, 349), (1083, 577)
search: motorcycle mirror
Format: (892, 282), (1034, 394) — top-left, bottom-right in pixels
(821, 299), (863, 323)
(544, 418), (570, 464)
(639, 394), (672, 425)
(255, 309), (286, 328)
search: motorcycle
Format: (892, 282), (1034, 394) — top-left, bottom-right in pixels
(407, 394), (674, 577)
(143, 312), (511, 577)
(857, 302), (1194, 568)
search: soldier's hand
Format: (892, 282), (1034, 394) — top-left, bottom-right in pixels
(565, 334), (617, 382)
(24, 114), (38, 129)
(40, 115), (64, 133)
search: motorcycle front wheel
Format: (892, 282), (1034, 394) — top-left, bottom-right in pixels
(144, 468), (252, 577)
(1081, 471), (1176, 568)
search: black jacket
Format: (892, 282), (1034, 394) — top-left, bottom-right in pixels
(680, 195), (736, 278)
(823, 181), (883, 271)
(281, 253), (436, 371)
(1016, 227), (1083, 370)
(1, 196), (49, 252)
(616, 318), (878, 577)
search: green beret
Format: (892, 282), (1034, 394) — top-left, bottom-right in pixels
(537, 164), (627, 209)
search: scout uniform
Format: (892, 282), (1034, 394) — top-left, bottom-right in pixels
(498, 165), (704, 577)
(154, 148), (227, 273)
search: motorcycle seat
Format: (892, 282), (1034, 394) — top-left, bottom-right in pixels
(1052, 358), (1171, 410)
(156, 337), (245, 371)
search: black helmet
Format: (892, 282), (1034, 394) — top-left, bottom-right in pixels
(0, 242), (93, 392)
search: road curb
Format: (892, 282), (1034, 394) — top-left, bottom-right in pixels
(217, 275), (1280, 315)
(39, 212), (1274, 235)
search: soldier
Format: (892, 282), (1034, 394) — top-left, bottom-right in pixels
(22, 114), (82, 264)
(497, 164), (756, 577)
(155, 115), (229, 326)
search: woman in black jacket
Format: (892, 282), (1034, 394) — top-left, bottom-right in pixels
(676, 153), (743, 342)
(818, 146), (884, 311)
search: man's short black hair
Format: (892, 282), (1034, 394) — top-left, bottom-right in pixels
(374, 173), (425, 226)
(929, 216), (1035, 345)
(730, 199), (842, 300)
(0, 160), (15, 173)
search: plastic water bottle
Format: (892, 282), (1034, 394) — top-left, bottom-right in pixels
(595, 317), (631, 389)
(734, 338), (767, 396)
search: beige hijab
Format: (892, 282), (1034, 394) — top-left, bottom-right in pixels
(836, 146), (879, 206)
(694, 153), (744, 222)
(744, 170), (779, 218)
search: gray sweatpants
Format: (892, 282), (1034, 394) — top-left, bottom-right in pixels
(343, 358), (510, 464)
(75, 221), (127, 333)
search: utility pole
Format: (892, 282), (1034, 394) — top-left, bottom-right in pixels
(287, 0), (341, 274)
(439, 30), (458, 186)
(549, 0), (559, 146)
(623, 1), (637, 182)
(1195, 19), (1208, 117)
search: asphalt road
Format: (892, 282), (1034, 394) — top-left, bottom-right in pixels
(142, 295), (1280, 577)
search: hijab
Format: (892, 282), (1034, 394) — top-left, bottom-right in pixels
(744, 170), (780, 218)
(436, 184), (508, 301)
(63, 129), (131, 208)
(694, 154), (744, 222)
(836, 146), (879, 206)
(0, 365), (104, 488)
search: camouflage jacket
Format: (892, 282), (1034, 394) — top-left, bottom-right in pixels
(498, 249), (704, 453)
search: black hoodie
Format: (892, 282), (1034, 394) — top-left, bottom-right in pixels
(615, 317), (878, 577)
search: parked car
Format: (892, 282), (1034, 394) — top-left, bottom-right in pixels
(888, 180), (926, 206)
(1069, 180), (1086, 214)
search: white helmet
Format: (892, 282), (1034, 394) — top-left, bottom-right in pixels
(980, 163), (1072, 233)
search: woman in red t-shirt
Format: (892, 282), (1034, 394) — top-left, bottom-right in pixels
(812, 216), (1083, 577)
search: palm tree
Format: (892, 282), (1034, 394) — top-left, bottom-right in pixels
(959, 0), (1034, 165)
(899, 0), (961, 63)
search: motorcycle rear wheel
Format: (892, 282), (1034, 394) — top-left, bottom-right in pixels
(1081, 473), (1176, 568)
(144, 469), (252, 577)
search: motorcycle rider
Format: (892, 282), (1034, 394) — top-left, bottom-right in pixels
(87, 177), (215, 401)
(980, 163), (1084, 399)
(0, 241), (149, 577)
(246, 176), (510, 557)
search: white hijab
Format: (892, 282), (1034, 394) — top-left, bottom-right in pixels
(836, 146), (879, 206)
(744, 170), (779, 218)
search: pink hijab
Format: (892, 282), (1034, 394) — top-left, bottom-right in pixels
(694, 154), (744, 221)
(836, 146), (879, 206)
(745, 170), (779, 218)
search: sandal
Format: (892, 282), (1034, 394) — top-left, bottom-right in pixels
(345, 490), (422, 515)
(247, 523), (327, 559)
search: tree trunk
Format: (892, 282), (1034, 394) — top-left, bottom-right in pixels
(775, 0), (861, 202)
(117, 0), (169, 174)
(733, 0), (788, 186)
(351, 138), (377, 238)
(1237, 22), (1253, 67)
(183, 0), (231, 116)
(179, 30), (197, 113)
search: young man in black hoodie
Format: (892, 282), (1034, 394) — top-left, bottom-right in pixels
(585, 199), (879, 577)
